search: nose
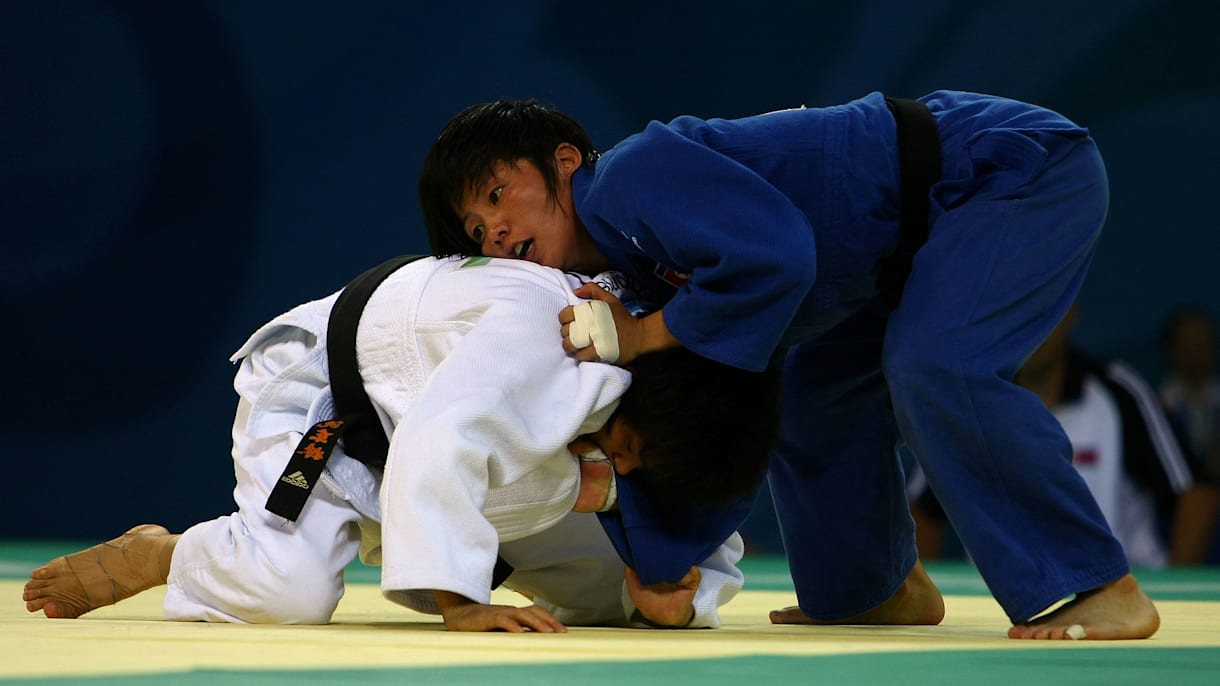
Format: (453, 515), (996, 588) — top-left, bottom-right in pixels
(481, 219), (512, 257)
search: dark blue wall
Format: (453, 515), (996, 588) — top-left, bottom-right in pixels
(3, 1), (1218, 539)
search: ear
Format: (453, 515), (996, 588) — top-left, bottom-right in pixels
(554, 142), (584, 179)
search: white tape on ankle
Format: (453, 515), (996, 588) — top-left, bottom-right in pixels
(1066, 624), (1086, 640)
(567, 300), (619, 363)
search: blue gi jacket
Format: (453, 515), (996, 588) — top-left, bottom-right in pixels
(582, 91), (1091, 585)
(572, 90), (1087, 371)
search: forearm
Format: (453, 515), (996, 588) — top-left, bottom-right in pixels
(433, 590), (475, 614)
(637, 310), (682, 356)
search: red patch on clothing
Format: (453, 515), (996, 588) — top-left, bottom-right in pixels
(1073, 447), (1098, 466)
(652, 263), (690, 288)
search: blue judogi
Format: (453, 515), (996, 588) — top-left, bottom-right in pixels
(576, 90), (1126, 623)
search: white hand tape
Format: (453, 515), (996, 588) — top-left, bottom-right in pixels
(568, 300), (619, 363)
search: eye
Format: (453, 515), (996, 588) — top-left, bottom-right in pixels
(470, 224), (485, 243)
(489, 187), (503, 205)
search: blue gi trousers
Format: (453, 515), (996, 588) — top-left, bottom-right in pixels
(769, 130), (1128, 623)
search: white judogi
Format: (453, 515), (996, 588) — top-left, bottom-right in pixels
(163, 256), (743, 627)
(1063, 361), (1194, 568)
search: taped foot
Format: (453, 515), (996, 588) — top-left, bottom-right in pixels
(23, 524), (177, 619)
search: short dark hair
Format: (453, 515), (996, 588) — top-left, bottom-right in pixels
(613, 348), (781, 507)
(419, 99), (598, 257)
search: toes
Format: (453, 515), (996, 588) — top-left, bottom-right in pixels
(769, 606), (813, 625)
(1011, 624), (1066, 640)
(43, 601), (85, 620)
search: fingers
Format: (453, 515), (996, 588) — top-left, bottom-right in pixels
(444, 603), (567, 633)
(561, 324), (606, 361)
(522, 604), (567, 633)
(572, 283), (612, 301)
(493, 604), (566, 633)
(625, 566), (698, 628)
(562, 301), (621, 362)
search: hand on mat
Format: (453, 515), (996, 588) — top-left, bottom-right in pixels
(560, 284), (638, 365)
(434, 590), (567, 633)
(627, 565), (699, 628)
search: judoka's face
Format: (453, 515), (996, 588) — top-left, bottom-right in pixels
(593, 417), (644, 475)
(459, 144), (607, 273)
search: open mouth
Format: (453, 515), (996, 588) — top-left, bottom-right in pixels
(514, 239), (534, 259)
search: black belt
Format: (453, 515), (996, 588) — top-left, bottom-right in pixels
(876, 96), (941, 309)
(265, 254), (514, 589)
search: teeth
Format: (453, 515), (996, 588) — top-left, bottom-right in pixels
(515, 240), (531, 258)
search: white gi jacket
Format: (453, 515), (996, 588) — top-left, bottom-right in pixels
(165, 256), (742, 627)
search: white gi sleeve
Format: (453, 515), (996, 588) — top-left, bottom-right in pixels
(377, 263), (631, 607)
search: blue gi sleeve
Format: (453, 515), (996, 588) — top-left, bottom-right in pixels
(597, 473), (759, 585)
(581, 119), (819, 371)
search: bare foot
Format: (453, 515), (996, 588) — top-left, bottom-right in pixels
(1008, 573), (1159, 640)
(23, 524), (179, 619)
(770, 560), (945, 625)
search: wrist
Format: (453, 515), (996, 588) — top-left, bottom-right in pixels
(433, 590), (476, 613)
(638, 311), (680, 356)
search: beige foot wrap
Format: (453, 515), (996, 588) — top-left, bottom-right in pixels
(32, 524), (173, 619)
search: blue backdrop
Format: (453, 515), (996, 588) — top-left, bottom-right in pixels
(3, 0), (1218, 541)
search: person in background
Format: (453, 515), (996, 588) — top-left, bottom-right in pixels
(1159, 307), (1220, 562)
(910, 304), (1217, 566)
(1160, 308), (1220, 480)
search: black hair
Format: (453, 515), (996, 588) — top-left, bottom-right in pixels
(419, 99), (598, 257)
(612, 348), (782, 508)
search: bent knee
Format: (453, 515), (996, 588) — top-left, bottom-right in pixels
(178, 563), (343, 625)
(243, 566), (344, 624)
